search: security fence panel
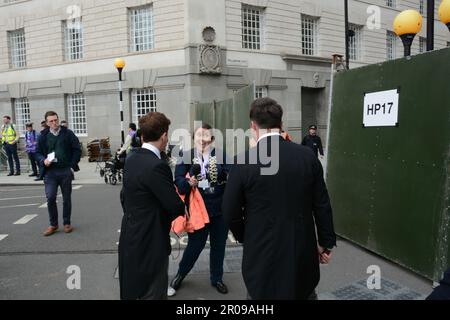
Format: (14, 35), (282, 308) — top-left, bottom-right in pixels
(327, 48), (450, 281)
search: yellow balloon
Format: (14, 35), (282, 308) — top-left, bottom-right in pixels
(393, 10), (423, 36)
(114, 58), (126, 69)
(439, 0), (450, 25)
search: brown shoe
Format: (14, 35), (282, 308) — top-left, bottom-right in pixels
(64, 225), (73, 233)
(43, 226), (58, 236)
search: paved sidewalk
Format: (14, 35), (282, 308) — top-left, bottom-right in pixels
(0, 157), (105, 186)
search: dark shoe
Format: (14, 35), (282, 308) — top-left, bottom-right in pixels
(29, 173), (37, 177)
(34, 178), (43, 181)
(7, 172), (14, 176)
(212, 281), (228, 294)
(64, 225), (73, 233)
(170, 273), (186, 290)
(43, 226), (58, 236)
(14, 172), (21, 176)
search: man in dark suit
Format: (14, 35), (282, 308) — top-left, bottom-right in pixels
(222, 97), (336, 300)
(119, 112), (185, 300)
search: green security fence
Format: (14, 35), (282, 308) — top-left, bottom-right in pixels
(327, 48), (450, 281)
(193, 84), (254, 157)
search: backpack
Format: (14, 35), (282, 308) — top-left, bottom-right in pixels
(130, 131), (141, 148)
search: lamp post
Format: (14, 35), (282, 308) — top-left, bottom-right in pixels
(393, 10), (423, 57)
(427, 0), (435, 51)
(439, 0), (450, 31)
(114, 58), (126, 146)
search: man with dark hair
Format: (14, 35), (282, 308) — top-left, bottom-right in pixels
(118, 123), (139, 156)
(36, 111), (81, 236)
(119, 112), (185, 300)
(222, 97), (336, 300)
(1, 115), (21, 176)
(302, 125), (324, 159)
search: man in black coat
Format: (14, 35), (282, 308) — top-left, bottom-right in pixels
(301, 125), (324, 159)
(119, 112), (185, 300)
(222, 98), (336, 300)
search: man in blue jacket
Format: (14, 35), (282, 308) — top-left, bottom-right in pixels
(36, 111), (81, 236)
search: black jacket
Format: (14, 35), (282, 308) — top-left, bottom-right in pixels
(426, 268), (450, 300)
(119, 148), (185, 300)
(301, 134), (324, 157)
(35, 126), (81, 174)
(222, 136), (336, 299)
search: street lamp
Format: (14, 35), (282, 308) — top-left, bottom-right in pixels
(114, 58), (126, 146)
(393, 10), (423, 57)
(439, 0), (450, 31)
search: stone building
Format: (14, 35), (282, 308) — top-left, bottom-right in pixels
(0, 0), (449, 150)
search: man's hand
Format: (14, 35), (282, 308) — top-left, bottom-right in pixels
(318, 245), (332, 264)
(188, 176), (198, 188)
(44, 159), (52, 167)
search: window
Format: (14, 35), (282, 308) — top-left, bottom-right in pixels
(419, 37), (426, 53)
(301, 15), (318, 56)
(386, 0), (396, 8)
(386, 31), (397, 60)
(8, 29), (26, 68)
(63, 19), (84, 61)
(67, 94), (87, 136)
(254, 86), (268, 99)
(129, 5), (154, 52)
(419, 0), (424, 15)
(241, 5), (264, 50)
(349, 24), (363, 61)
(13, 98), (30, 137)
(132, 88), (157, 122)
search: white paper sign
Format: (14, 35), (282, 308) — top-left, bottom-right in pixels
(363, 89), (399, 127)
(46, 152), (58, 163)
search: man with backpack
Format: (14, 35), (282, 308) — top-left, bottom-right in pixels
(25, 123), (41, 180)
(118, 123), (141, 156)
(1, 115), (21, 176)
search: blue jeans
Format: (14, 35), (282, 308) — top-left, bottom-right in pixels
(44, 167), (73, 227)
(178, 215), (228, 284)
(3, 143), (20, 174)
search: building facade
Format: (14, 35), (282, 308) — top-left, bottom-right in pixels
(0, 0), (449, 150)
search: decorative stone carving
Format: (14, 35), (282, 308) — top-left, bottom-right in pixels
(202, 26), (216, 43)
(313, 73), (320, 87)
(199, 44), (221, 74)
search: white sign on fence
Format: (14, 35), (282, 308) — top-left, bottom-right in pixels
(363, 89), (399, 127)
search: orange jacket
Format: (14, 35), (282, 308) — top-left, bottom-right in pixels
(171, 183), (209, 236)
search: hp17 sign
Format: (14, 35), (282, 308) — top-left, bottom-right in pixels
(363, 89), (399, 127)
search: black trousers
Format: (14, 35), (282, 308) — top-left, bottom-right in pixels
(4, 143), (20, 173)
(140, 257), (169, 300)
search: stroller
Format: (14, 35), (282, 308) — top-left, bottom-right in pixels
(99, 151), (125, 185)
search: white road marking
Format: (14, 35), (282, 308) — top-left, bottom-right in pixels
(118, 229), (121, 233)
(0, 187), (44, 192)
(39, 202), (47, 208)
(116, 242), (119, 245)
(0, 234), (8, 242)
(13, 214), (38, 225)
(0, 203), (40, 209)
(73, 185), (83, 190)
(0, 195), (45, 201)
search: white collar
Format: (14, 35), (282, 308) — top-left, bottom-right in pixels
(142, 142), (161, 159)
(257, 132), (281, 143)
